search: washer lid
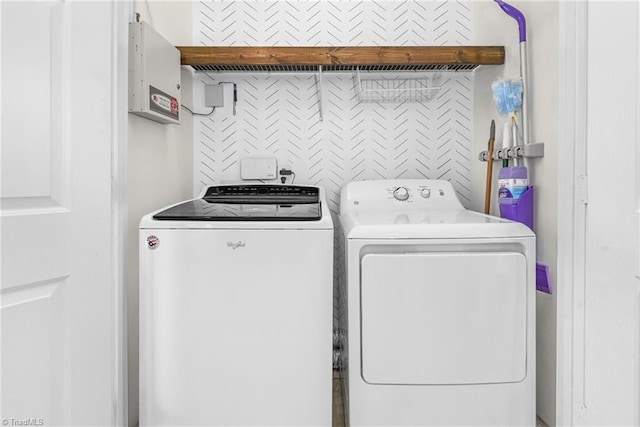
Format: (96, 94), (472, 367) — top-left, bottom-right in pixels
(140, 184), (334, 230)
(152, 199), (322, 221)
(152, 185), (321, 221)
(340, 208), (534, 239)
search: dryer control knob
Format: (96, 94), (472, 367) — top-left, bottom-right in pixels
(420, 188), (431, 198)
(393, 186), (410, 201)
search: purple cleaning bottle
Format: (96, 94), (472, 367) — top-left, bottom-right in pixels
(498, 166), (533, 231)
(498, 166), (528, 201)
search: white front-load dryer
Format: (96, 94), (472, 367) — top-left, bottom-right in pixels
(338, 179), (535, 426)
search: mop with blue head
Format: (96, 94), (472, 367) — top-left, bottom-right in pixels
(492, 78), (523, 168)
(492, 79), (523, 117)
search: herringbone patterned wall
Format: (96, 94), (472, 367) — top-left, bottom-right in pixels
(192, 0), (474, 333)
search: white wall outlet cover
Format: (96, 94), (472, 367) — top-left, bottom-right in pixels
(240, 158), (277, 180)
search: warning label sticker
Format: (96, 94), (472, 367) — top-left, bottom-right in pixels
(149, 85), (179, 121)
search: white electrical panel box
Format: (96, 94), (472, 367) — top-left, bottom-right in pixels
(129, 22), (181, 125)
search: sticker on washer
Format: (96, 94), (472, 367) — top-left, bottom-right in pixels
(146, 235), (160, 250)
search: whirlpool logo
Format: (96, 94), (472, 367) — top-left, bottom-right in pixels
(226, 241), (246, 250)
(146, 235), (160, 250)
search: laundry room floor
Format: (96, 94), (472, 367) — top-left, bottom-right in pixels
(332, 370), (547, 427)
(332, 371), (345, 427)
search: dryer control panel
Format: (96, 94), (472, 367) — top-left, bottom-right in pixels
(390, 184), (446, 202)
(342, 179), (464, 212)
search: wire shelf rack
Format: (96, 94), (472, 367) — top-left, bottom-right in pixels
(353, 68), (445, 103)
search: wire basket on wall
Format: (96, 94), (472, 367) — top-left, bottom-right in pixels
(353, 68), (445, 103)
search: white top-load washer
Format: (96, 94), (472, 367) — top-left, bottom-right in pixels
(139, 184), (333, 426)
(339, 179), (535, 427)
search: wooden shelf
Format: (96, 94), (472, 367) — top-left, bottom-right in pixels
(177, 46), (505, 72)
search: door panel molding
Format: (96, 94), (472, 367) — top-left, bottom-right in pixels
(0, 276), (65, 309)
(1, 211), (70, 290)
(1, 2), (70, 205)
(0, 198), (70, 215)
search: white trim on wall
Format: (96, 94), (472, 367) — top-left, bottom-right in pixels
(636, 0), (640, 283)
(634, 2), (640, 422)
(556, 0), (588, 425)
(112, 1), (130, 425)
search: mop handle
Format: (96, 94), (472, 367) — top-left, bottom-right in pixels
(494, 0), (526, 42)
(494, 0), (530, 150)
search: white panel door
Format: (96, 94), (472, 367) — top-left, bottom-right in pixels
(1, 1), (122, 425)
(580, 2), (640, 425)
(558, 1), (640, 425)
(360, 252), (527, 385)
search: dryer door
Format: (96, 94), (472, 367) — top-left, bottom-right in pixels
(360, 251), (527, 385)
